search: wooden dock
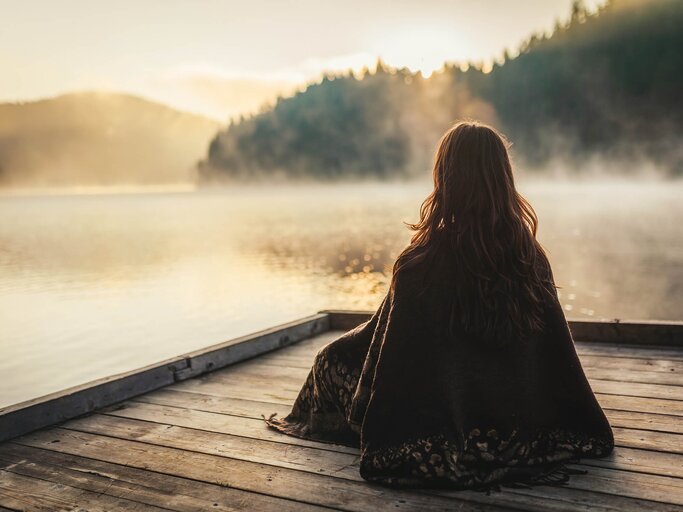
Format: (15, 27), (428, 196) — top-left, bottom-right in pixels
(1, 312), (682, 511)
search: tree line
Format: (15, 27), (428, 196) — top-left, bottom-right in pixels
(200, 0), (683, 182)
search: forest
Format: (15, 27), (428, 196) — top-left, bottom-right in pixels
(200, 0), (683, 181)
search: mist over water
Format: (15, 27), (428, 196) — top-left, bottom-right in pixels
(0, 179), (681, 408)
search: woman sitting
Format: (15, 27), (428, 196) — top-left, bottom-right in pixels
(265, 121), (614, 490)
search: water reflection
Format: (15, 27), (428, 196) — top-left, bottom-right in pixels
(0, 180), (681, 408)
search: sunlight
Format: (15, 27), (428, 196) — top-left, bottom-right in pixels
(372, 26), (471, 77)
(298, 52), (379, 78)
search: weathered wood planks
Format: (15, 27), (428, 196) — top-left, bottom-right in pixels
(1, 313), (682, 511)
(0, 443), (327, 512)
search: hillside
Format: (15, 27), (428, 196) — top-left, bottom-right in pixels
(200, 0), (683, 182)
(472, 0), (683, 169)
(0, 92), (221, 187)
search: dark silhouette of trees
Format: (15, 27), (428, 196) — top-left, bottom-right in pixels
(200, 65), (414, 181)
(476, 0), (683, 171)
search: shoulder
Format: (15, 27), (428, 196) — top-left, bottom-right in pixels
(391, 259), (430, 300)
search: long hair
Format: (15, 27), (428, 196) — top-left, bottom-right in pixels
(389, 121), (556, 342)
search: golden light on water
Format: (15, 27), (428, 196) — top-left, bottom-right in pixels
(1, 181), (681, 408)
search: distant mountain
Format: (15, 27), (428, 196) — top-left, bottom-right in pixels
(0, 92), (221, 187)
(200, 0), (683, 181)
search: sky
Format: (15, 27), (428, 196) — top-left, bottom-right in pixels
(1, 0), (605, 121)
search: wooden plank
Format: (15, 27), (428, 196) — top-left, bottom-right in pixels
(611, 426), (683, 454)
(596, 393), (683, 417)
(172, 380), (294, 405)
(555, 465), (683, 504)
(100, 403), (357, 454)
(14, 428), (514, 512)
(134, 388), (291, 420)
(590, 379), (683, 400)
(583, 368), (683, 387)
(0, 313), (329, 443)
(0, 443), (323, 512)
(576, 343), (683, 361)
(60, 413), (683, 508)
(172, 370), (302, 402)
(578, 355), (683, 373)
(0, 468), (170, 511)
(320, 310), (683, 347)
(605, 410), (683, 434)
(570, 321), (683, 347)
(248, 356), (312, 369)
(171, 377), (294, 400)
(582, 447), (683, 479)
(202, 361), (309, 381)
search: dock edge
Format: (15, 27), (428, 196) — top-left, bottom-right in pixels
(0, 313), (329, 443)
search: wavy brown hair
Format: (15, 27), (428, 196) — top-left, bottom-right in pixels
(390, 121), (556, 342)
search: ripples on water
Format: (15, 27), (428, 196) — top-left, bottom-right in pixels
(0, 180), (681, 408)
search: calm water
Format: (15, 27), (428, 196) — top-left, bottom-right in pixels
(1, 180), (681, 408)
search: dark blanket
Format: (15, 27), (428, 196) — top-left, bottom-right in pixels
(265, 265), (614, 489)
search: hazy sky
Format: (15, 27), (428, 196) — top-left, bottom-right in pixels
(1, 0), (604, 120)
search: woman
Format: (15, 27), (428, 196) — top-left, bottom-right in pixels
(264, 121), (614, 490)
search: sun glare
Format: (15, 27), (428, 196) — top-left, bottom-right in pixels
(372, 26), (470, 77)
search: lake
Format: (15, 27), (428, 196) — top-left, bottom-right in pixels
(1, 179), (681, 409)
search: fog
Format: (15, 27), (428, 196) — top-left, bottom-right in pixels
(1, 180), (681, 408)
(0, 92), (220, 188)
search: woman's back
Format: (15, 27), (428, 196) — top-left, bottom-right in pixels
(391, 122), (557, 346)
(264, 121), (614, 490)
